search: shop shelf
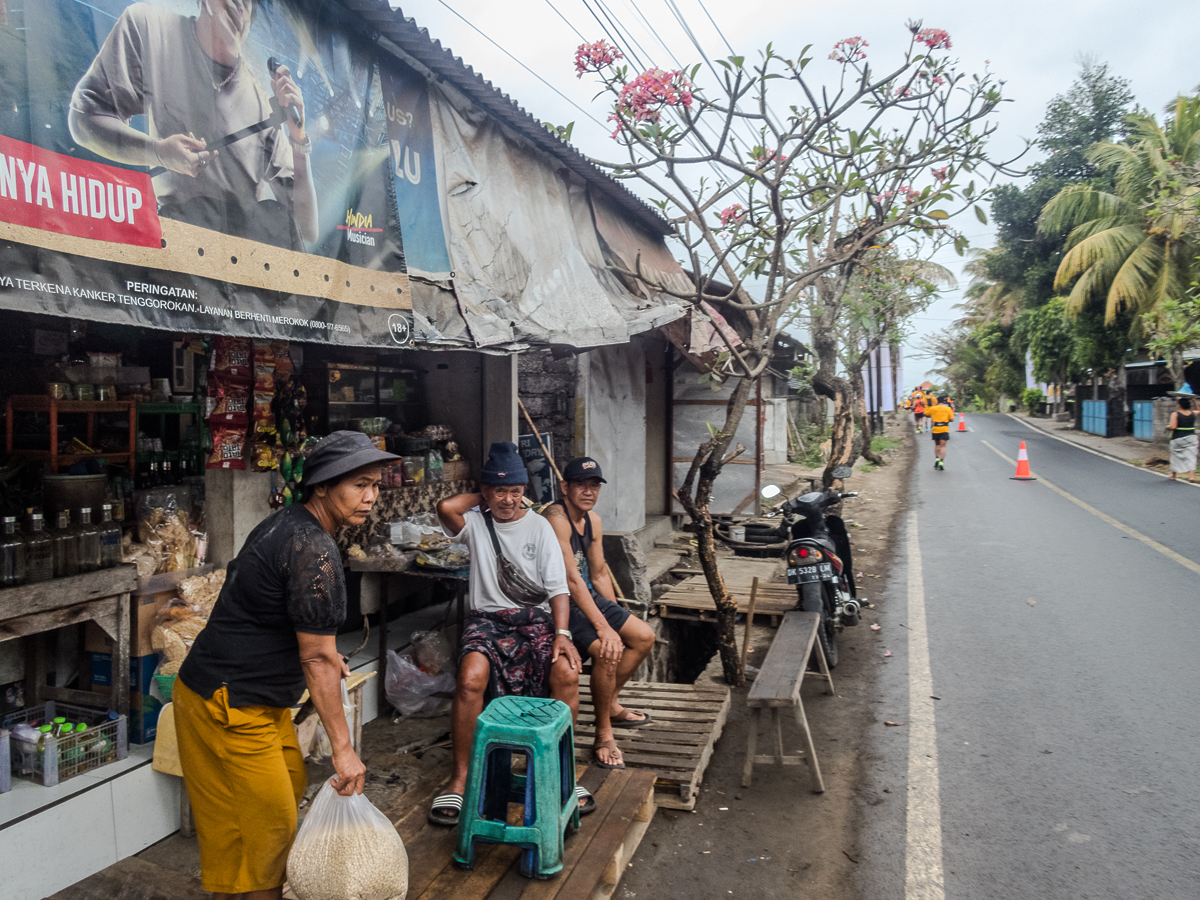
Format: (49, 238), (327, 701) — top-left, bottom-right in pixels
(5, 396), (137, 473)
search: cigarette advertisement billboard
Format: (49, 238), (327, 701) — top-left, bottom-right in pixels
(0, 0), (448, 347)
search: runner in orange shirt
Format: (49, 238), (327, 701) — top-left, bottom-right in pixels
(927, 395), (956, 469)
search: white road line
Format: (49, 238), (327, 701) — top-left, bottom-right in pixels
(981, 440), (1200, 577)
(905, 511), (945, 900)
(1005, 413), (1200, 489)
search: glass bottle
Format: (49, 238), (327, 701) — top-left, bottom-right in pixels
(77, 508), (102, 573)
(0, 515), (26, 587)
(52, 510), (80, 578)
(24, 513), (54, 583)
(99, 503), (122, 569)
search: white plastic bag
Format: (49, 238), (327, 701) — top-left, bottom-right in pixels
(311, 680), (356, 761)
(385, 649), (455, 718)
(287, 781), (409, 900)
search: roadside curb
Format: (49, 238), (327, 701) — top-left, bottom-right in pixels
(1006, 414), (1200, 488)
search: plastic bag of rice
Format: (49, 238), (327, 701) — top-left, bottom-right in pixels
(287, 781), (409, 900)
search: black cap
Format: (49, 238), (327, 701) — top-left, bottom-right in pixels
(563, 457), (607, 483)
(302, 431), (399, 488)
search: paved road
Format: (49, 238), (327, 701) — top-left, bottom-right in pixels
(857, 414), (1200, 900)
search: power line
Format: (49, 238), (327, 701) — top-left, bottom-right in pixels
(694, 0), (735, 56)
(543, 0), (585, 40)
(434, 0), (609, 132)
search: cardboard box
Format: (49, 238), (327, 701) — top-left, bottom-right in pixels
(90, 651), (157, 690)
(85, 592), (172, 657)
(88, 653), (162, 743)
(84, 564), (216, 657)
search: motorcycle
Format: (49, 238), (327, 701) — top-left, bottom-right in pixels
(759, 466), (860, 667)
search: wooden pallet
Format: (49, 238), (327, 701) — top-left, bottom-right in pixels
(656, 573), (796, 625)
(385, 766), (656, 900)
(575, 677), (730, 811)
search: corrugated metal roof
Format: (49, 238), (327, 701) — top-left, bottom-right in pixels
(340, 0), (673, 237)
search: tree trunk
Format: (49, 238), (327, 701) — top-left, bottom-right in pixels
(674, 375), (757, 686)
(810, 303), (855, 488)
(1169, 348), (1185, 389)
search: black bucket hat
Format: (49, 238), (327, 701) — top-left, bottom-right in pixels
(302, 431), (399, 489)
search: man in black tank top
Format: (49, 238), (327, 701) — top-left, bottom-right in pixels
(544, 458), (656, 769)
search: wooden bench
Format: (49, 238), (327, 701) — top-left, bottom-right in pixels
(742, 610), (835, 792)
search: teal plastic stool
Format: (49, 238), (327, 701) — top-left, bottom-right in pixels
(454, 696), (580, 879)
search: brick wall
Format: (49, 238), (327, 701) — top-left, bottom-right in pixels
(517, 349), (577, 461)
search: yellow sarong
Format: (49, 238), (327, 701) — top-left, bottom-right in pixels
(174, 680), (306, 894)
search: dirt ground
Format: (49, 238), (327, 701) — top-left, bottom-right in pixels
(614, 418), (915, 900)
(137, 420), (915, 899)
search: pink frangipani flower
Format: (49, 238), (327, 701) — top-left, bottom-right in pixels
(829, 36), (868, 64)
(916, 28), (951, 51)
(575, 40), (623, 78)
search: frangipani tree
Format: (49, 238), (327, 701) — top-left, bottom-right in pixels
(576, 23), (1011, 684)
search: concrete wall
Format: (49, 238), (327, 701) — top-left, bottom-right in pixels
(581, 342), (647, 533)
(762, 397), (790, 465)
(204, 469), (274, 568)
(643, 334), (671, 517)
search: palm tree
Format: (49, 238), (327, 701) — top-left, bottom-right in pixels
(1038, 94), (1200, 323)
(956, 248), (1024, 326)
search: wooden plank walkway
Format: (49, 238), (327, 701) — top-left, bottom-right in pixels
(392, 766), (657, 900)
(575, 676), (730, 811)
(656, 557), (795, 626)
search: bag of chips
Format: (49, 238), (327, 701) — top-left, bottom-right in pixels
(208, 378), (250, 425)
(210, 336), (252, 382)
(207, 426), (247, 470)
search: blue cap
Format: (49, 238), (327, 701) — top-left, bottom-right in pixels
(480, 442), (528, 486)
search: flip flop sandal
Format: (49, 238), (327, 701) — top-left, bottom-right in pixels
(428, 792), (463, 826)
(610, 708), (654, 728)
(575, 784), (597, 816)
(592, 738), (626, 770)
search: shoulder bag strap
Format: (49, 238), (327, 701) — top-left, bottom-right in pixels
(481, 509), (504, 556)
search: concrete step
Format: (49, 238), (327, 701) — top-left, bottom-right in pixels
(646, 547), (685, 585)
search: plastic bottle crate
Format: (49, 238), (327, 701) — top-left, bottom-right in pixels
(2, 701), (128, 788)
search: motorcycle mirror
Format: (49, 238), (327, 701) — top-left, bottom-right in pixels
(760, 484), (782, 500)
(831, 465), (853, 480)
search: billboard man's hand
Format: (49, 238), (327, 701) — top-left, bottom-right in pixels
(154, 133), (215, 177)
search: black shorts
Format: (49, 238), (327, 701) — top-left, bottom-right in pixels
(568, 594), (632, 658)
(914, 412), (925, 420)
(932, 432), (949, 443)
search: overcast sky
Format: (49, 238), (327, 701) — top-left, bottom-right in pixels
(395, 0), (1196, 381)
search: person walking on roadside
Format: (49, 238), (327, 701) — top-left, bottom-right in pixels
(543, 458), (656, 769)
(927, 395), (955, 469)
(912, 391), (926, 434)
(1167, 397), (1197, 482)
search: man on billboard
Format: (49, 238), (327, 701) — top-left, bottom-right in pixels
(68, 0), (318, 251)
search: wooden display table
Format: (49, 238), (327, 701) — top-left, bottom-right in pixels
(0, 565), (137, 716)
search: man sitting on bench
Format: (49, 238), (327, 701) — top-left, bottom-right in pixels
(429, 442), (592, 826)
(543, 457), (656, 769)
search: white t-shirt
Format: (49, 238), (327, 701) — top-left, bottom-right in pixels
(445, 509), (568, 614)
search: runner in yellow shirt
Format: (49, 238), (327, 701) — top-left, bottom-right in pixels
(927, 395), (955, 470)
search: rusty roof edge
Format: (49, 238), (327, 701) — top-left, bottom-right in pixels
(340, 0), (673, 237)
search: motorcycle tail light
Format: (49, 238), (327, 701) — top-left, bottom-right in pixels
(789, 546), (822, 566)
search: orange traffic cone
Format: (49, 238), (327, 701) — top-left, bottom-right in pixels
(1010, 441), (1037, 481)
(957, 413), (967, 432)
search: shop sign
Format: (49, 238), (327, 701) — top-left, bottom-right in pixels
(0, 0), (415, 348)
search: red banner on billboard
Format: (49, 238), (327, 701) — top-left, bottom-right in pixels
(0, 134), (161, 248)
